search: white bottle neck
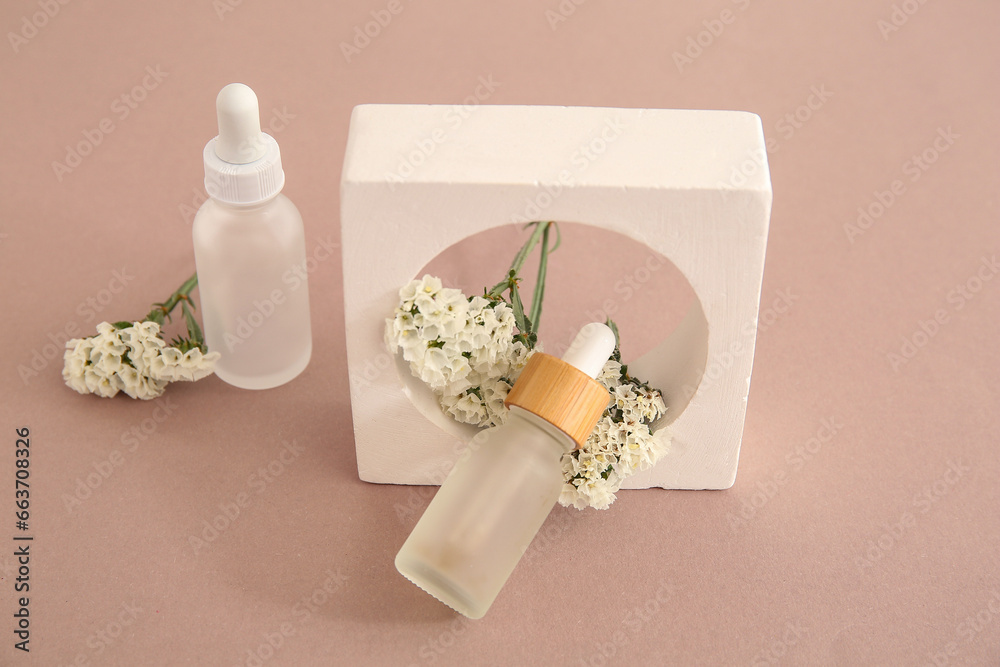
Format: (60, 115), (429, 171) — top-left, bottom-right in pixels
(507, 406), (577, 454)
(208, 192), (282, 211)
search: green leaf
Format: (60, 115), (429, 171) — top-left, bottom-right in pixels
(146, 305), (167, 325)
(181, 301), (205, 349)
(604, 318), (622, 362)
(169, 337), (202, 354)
(548, 222), (562, 253)
(508, 221), (548, 276)
(528, 222), (553, 333)
(605, 318), (620, 348)
(508, 278), (531, 335)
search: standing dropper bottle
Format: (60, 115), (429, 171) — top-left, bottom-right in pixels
(192, 83), (312, 389)
(396, 322), (617, 618)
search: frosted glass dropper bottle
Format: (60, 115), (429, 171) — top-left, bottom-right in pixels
(193, 83), (312, 389)
(396, 322), (616, 618)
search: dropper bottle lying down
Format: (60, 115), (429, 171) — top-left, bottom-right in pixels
(395, 322), (617, 619)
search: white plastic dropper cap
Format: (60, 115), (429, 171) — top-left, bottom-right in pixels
(561, 322), (617, 379)
(202, 83), (284, 205)
(215, 83), (267, 164)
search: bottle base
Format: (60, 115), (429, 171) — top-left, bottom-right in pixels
(395, 551), (487, 619)
(213, 343), (312, 390)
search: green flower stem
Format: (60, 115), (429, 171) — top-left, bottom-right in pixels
(144, 273), (198, 325)
(528, 222), (559, 331)
(486, 221), (551, 299)
(486, 221), (559, 344)
(139, 273), (209, 352)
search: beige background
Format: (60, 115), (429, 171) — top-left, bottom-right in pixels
(2, 0), (998, 665)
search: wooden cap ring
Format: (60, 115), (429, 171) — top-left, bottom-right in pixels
(504, 353), (610, 449)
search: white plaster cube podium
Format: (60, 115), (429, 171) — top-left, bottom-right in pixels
(341, 105), (771, 490)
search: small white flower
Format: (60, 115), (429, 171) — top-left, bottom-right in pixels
(84, 366), (122, 398)
(442, 392), (488, 425)
(118, 321), (166, 374)
(399, 274), (442, 305)
(117, 365), (167, 400)
(63, 338), (95, 395)
(480, 377), (512, 423)
(598, 359), (623, 384)
(148, 346), (220, 382)
(416, 274), (443, 295)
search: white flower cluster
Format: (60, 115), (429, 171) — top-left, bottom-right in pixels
(386, 274), (670, 510)
(63, 321), (220, 400)
(385, 275), (533, 428)
(559, 359), (670, 510)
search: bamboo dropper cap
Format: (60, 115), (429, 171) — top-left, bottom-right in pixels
(504, 323), (616, 449)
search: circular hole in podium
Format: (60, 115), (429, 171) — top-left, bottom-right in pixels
(391, 221), (704, 444)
